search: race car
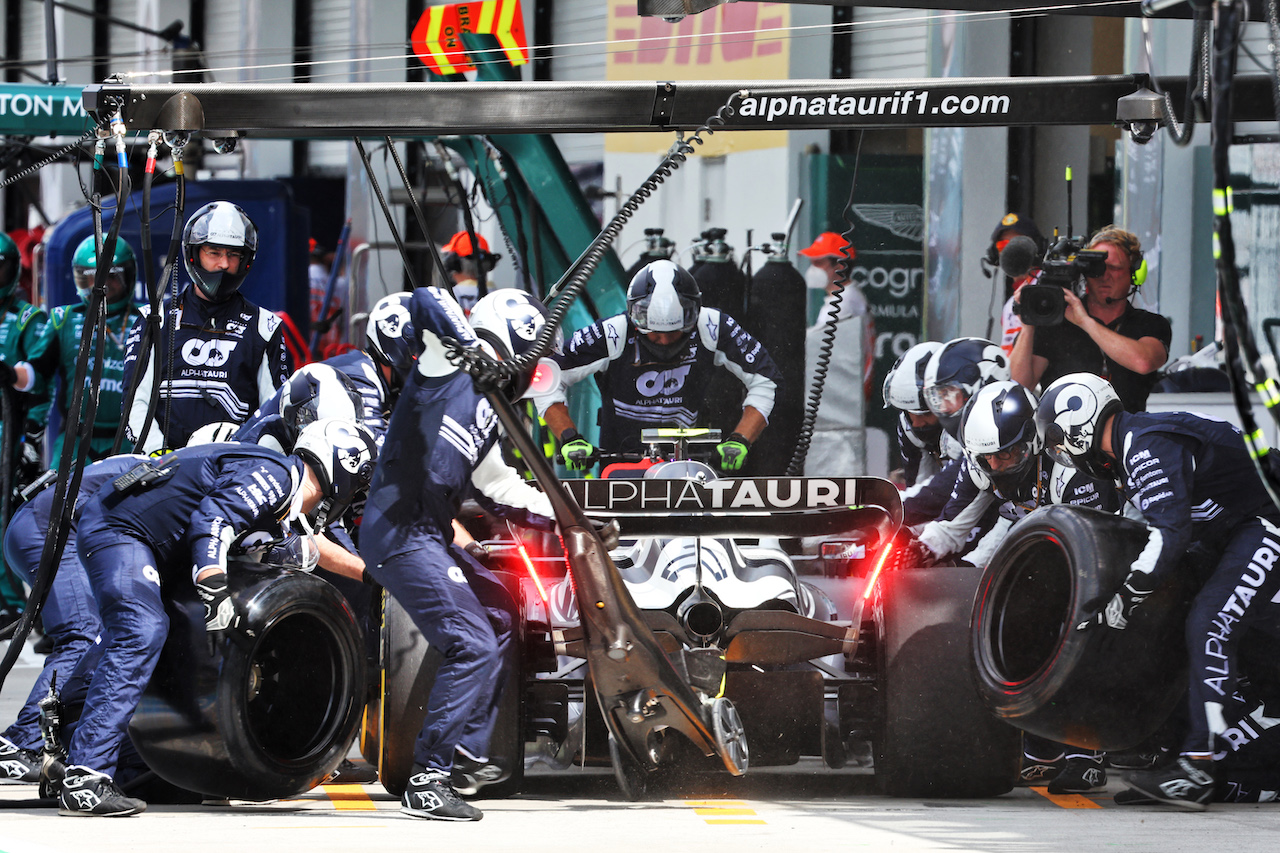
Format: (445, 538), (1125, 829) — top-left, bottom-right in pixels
(363, 430), (1020, 800)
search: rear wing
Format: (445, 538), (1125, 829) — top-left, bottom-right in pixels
(562, 476), (902, 539)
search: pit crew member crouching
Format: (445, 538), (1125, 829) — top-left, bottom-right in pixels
(1037, 372), (1280, 810)
(360, 286), (559, 821)
(883, 341), (964, 526)
(58, 419), (377, 816)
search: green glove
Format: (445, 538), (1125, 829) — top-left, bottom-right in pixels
(716, 433), (751, 472)
(560, 430), (599, 471)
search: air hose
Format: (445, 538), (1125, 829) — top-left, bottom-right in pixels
(786, 132), (864, 476)
(444, 91), (747, 394)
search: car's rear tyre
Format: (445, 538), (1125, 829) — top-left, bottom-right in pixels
(876, 564), (1020, 798)
(971, 505), (1195, 752)
(377, 581), (526, 798)
(130, 568), (365, 800)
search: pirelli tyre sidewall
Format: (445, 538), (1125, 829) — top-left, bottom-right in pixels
(971, 504), (1195, 752)
(129, 567), (366, 800)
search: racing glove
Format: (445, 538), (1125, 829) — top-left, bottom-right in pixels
(464, 540), (491, 565)
(1076, 575), (1152, 632)
(261, 534), (319, 572)
(559, 430), (599, 471)
(195, 571), (239, 633)
(903, 536), (940, 569)
(716, 433), (752, 472)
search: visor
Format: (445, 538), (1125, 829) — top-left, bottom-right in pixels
(977, 441), (1034, 476)
(924, 383), (969, 417)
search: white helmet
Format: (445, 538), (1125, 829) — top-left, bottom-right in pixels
(883, 341), (942, 414)
(293, 418), (378, 528)
(187, 421), (240, 446)
(468, 288), (560, 401)
(280, 363), (363, 433)
(960, 380), (1042, 498)
(1034, 372), (1124, 481)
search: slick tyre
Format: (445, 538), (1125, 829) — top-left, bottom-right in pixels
(377, 591), (443, 798)
(971, 505), (1195, 751)
(129, 567), (366, 800)
(876, 564), (1020, 798)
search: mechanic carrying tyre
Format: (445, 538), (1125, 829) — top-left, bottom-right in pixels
(1037, 372), (1280, 809)
(359, 286), (558, 822)
(535, 260), (782, 474)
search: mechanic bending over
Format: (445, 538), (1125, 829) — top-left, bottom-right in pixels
(1009, 226), (1171, 412)
(1039, 373), (1280, 809)
(124, 201), (289, 452)
(361, 286), (570, 821)
(903, 337), (1009, 564)
(56, 421), (377, 816)
(536, 259), (782, 474)
(882, 341), (964, 527)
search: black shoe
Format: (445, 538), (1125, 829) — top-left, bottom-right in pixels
(1018, 754), (1064, 786)
(1107, 748), (1164, 771)
(1048, 756), (1107, 794)
(58, 765), (147, 816)
(451, 752), (504, 797)
(324, 759), (378, 785)
(1124, 757), (1215, 811)
(401, 766), (483, 821)
(0, 735), (41, 784)
(1114, 787), (1160, 806)
(32, 631), (54, 656)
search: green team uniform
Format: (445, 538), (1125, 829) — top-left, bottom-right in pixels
(0, 297), (50, 611)
(26, 301), (140, 462)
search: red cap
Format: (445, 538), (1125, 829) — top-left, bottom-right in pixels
(798, 232), (855, 259)
(444, 231), (490, 256)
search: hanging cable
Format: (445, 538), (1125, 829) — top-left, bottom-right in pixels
(383, 138), (454, 289)
(1209, 0), (1280, 511)
(354, 138), (425, 291)
(787, 133), (864, 476)
(0, 108), (126, 679)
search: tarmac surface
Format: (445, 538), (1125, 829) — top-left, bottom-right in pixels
(4, 640), (1280, 853)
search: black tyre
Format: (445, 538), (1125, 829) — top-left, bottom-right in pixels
(971, 505), (1196, 752)
(876, 564), (1021, 798)
(130, 567), (365, 800)
(377, 577), (526, 798)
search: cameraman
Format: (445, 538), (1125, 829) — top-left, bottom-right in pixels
(1009, 226), (1171, 412)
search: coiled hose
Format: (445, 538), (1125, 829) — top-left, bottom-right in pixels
(786, 132), (864, 476)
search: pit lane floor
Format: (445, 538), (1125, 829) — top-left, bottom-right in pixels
(4, 649), (1280, 853)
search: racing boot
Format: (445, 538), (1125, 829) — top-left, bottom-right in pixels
(1018, 751), (1063, 786)
(1124, 756), (1215, 811)
(1113, 787), (1159, 806)
(401, 765), (482, 821)
(58, 765), (147, 816)
(1047, 755), (1107, 795)
(0, 735), (41, 783)
(324, 758), (378, 785)
(451, 748), (503, 797)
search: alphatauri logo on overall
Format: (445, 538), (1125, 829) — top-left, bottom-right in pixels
(182, 339), (236, 367)
(636, 365), (691, 398)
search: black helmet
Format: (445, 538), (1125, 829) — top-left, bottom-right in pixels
(293, 418), (378, 528)
(468, 288), (560, 401)
(182, 201), (258, 301)
(280, 363), (363, 435)
(960, 380), (1042, 501)
(922, 337), (1010, 438)
(366, 292), (422, 392)
(626, 260), (700, 335)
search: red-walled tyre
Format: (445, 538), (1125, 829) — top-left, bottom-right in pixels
(971, 505), (1196, 752)
(130, 567), (365, 800)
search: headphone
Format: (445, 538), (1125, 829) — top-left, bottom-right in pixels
(1131, 253), (1148, 287)
(442, 251), (499, 275)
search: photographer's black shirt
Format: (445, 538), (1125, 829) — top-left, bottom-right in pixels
(1030, 303), (1172, 411)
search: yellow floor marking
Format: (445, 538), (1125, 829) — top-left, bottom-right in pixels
(1030, 786), (1103, 809)
(686, 799), (765, 825)
(322, 783), (378, 810)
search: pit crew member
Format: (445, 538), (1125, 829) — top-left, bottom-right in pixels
(124, 201), (289, 452)
(1037, 372), (1280, 809)
(360, 286), (558, 821)
(58, 419), (377, 816)
(537, 259), (781, 473)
